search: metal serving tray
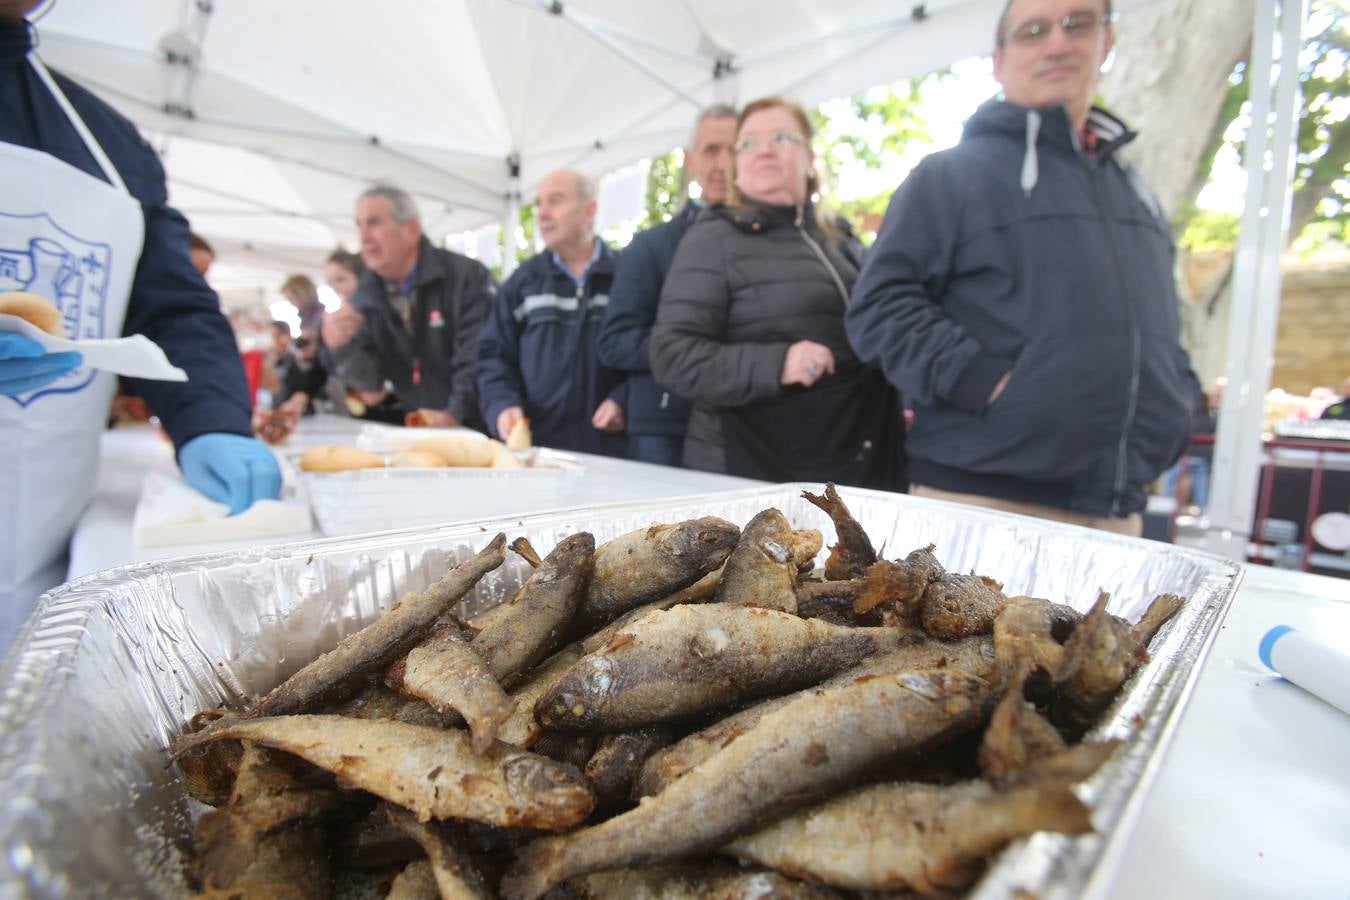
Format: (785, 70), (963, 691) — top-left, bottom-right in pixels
(0, 484), (1242, 899)
(288, 448), (583, 537)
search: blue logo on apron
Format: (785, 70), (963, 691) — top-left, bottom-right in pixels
(0, 212), (112, 407)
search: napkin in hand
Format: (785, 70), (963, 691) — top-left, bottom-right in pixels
(133, 472), (311, 548)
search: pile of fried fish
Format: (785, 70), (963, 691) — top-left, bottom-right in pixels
(172, 484), (1184, 900)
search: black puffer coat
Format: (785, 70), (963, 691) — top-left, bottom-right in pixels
(650, 201), (905, 489)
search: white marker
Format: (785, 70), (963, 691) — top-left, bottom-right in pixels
(1259, 626), (1350, 718)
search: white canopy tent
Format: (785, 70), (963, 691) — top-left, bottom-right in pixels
(32, 0), (1164, 292)
(27, 0), (1304, 568)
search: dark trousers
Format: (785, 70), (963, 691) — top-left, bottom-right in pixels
(628, 434), (683, 467)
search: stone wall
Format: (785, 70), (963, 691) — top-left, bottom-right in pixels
(1181, 248), (1350, 395)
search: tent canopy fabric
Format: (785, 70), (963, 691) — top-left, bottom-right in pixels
(32, 0), (1153, 292)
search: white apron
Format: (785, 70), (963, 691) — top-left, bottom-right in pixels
(0, 56), (144, 649)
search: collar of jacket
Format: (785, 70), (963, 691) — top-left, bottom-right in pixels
(407, 235), (449, 289)
(0, 18), (33, 69)
(964, 99), (1137, 161)
(714, 197), (816, 235)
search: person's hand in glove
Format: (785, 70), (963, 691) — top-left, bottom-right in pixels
(0, 333), (82, 396)
(179, 433), (282, 515)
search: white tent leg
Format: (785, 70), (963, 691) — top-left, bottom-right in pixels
(501, 158), (522, 280)
(1204, 0), (1305, 561)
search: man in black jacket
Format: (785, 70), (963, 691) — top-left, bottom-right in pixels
(597, 105), (737, 466)
(323, 185), (493, 430)
(846, 0), (1198, 535)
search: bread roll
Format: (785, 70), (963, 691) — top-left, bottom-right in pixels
(411, 436), (496, 468)
(0, 291), (63, 336)
(390, 448), (447, 468)
(506, 417), (532, 451)
(299, 445), (386, 473)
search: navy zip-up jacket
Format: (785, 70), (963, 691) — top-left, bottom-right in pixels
(595, 203), (696, 438)
(0, 19), (251, 449)
(476, 243), (627, 457)
(847, 100), (1198, 517)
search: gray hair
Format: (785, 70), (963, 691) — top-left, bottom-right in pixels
(360, 184), (420, 224)
(573, 172), (596, 205)
(688, 103), (738, 149)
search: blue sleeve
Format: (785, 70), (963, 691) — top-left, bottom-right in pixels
(119, 162), (253, 448)
(596, 229), (663, 372)
(475, 269), (527, 437)
(845, 158), (1010, 414)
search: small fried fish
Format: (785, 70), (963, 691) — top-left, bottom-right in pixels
(385, 804), (492, 899)
(473, 532), (595, 683)
(536, 605), (911, 732)
(712, 508), (799, 612)
(386, 624), (515, 754)
(583, 727), (673, 808)
(239, 534), (506, 720)
(633, 636), (993, 799)
(500, 668), (992, 900)
(174, 714), (594, 830)
(562, 860), (843, 899)
(920, 572), (1007, 639)
(801, 483), (877, 580)
(580, 518), (739, 626)
(724, 776), (1093, 894)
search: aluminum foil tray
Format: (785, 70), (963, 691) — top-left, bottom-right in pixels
(0, 484), (1242, 899)
(288, 448), (583, 536)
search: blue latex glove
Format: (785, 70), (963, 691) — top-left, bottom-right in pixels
(0, 333), (82, 396)
(179, 433), (282, 515)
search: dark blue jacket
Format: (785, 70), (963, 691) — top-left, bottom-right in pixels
(476, 244), (626, 457)
(595, 204), (696, 437)
(0, 19), (251, 450)
(847, 101), (1199, 517)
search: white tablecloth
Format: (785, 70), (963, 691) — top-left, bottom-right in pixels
(64, 418), (1350, 899)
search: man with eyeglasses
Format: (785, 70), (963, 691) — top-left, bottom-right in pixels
(846, 0), (1200, 535)
(597, 105), (737, 467)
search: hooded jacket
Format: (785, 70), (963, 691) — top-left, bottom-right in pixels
(847, 100), (1199, 517)
(0, 19), (251, 449)
(476, 243), (627, 457)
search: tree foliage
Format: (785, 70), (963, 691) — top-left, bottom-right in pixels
(1177, 0), (1349, 250)
(812, 72), (955, 243)
(641, 149), (685, 230)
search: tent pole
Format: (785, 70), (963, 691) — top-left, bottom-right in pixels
(1204, 0), (1305, 561)
(502, 155), (522, 279)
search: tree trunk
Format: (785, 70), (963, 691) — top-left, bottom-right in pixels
(1097, 0), (1256, 221)
(1095, 0), (1257, 387)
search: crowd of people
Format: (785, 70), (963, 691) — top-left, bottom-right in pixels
(1, 0), (1205, 645)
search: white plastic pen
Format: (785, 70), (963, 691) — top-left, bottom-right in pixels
(1258, 625), (1350, 718)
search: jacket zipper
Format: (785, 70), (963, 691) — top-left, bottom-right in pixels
(1084, 142), (1140, 517)
(794, 208), (850, 306)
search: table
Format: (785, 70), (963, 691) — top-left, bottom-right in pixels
(67, 416), (762, 576)
(63, 418), (1350, 899)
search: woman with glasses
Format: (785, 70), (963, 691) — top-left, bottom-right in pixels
(650, 96), (906, 489)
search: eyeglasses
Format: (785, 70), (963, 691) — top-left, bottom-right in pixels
(1008, 11), (1113, 45)
(734, 131), (807, 154)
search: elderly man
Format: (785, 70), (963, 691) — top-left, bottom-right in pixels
(322, 185), (493, 429)
(596, 104), (737, 466)
(846, 0), (1199, 535)
(477, 169), (626, 457)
